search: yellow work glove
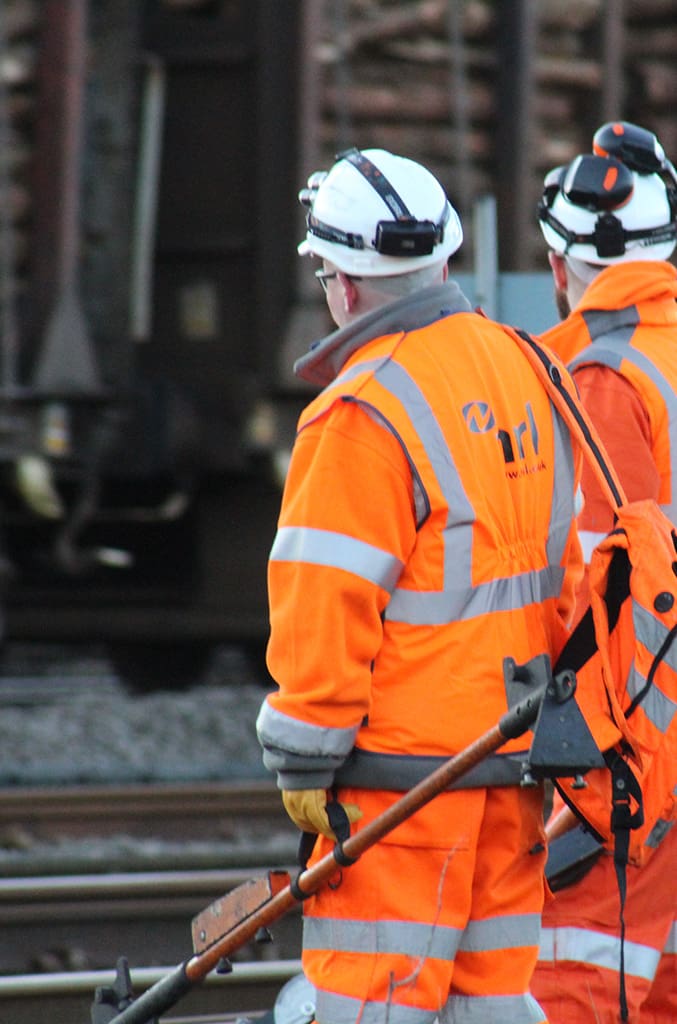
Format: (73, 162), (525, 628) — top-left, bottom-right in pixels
(282, 788), (363, 840)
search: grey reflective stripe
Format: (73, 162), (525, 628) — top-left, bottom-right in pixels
(634, 602), (677, 675)
(439, 993), (546, 1024)
(579, 307), (639, 345)
(665, 920), (677, 955)
(458, 913), (541, 953)
(627, 603), (677, 734)
(547, 406), (577, 569)
(575, 310), (677, 522)
(375, 360), (475, 616)
(538, 925), (661, 982)
(627, 662), (677, 734)
(387, 566), (565, 626)
(334, 747), (525, 790)
(256, 700), (358, 759)
(270, 525), (404, 592)
(303, 915), (461, 960)
(314, 989), (437, 1024)
(646, 817), (673, 848)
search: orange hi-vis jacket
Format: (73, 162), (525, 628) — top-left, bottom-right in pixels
(257, 281), (583, 794)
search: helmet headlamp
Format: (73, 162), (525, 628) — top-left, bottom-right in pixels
(560, 154), (633, 211)
(374, 217), (442, 257)
(593, 120), (677, 182)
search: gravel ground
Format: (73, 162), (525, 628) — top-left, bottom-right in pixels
(0, 644), (274, 786)
(0, 643), (289, 873)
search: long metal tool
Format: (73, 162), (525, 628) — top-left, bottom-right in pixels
(94, 685), (546, 1024)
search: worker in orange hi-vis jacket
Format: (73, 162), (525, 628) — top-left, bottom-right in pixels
(256, 147), (585, 1024)
(531, 121), (677, 1024)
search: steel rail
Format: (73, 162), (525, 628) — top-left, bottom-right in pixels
(0, 959), (302, 998)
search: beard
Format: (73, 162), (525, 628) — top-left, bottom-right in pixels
(554, 287), (571, 321)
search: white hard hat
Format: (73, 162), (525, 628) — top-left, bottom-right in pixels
(538, 152), (677, 265)
(298, 148), (463, 276)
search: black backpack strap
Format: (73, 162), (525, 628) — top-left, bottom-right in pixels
(607, 752), (645, 1022)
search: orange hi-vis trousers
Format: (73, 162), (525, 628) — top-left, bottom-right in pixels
(302, 785), (549, 1024)
(531, 825), (677, 1023)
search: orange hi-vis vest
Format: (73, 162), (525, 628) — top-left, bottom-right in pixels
(542, 260), (677, 524)
(257, 283), (582, 793)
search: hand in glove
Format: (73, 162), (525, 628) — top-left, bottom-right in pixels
(282, 788), (363, 840)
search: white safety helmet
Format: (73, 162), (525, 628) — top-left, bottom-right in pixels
(538, 151), (677, 265)
(298, 147), (463, 276)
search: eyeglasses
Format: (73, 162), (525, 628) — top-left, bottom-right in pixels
(314, 269), (337, 293)
(314, 269), (362, 294)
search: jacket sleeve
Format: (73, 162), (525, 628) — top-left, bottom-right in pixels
(575, 364), (658, 528)
(567, 364), (655, 617)
(257, 398), (418, 789)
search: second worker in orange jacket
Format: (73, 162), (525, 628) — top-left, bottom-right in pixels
(531, 120), (677, 1024)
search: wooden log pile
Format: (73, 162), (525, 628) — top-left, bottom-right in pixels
(3, 0), (677, 293)
(314, 0), (677, 270)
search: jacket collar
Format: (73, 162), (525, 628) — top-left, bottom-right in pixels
(575, 260), (677, 315)
(294, 280), (472, 388)
(542, 260), (677, 366)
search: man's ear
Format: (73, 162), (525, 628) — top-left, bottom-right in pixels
(548, 251), (568, 291)
(338, 272), (359, 313)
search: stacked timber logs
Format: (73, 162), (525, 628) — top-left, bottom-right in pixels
(314, 0), (677, 270)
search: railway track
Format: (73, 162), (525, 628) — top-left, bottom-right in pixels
(0, 778), (304, 1000)
(0, 779), (300, 878)
(0, 867), (302, 976)
(0, 958), (304, 1024)
(0, 780), (290, 845)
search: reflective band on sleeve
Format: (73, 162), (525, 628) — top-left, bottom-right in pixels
(538, 925), (661, 982)
(270, 525), (404, 592)
(256, 700), (359, 759)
